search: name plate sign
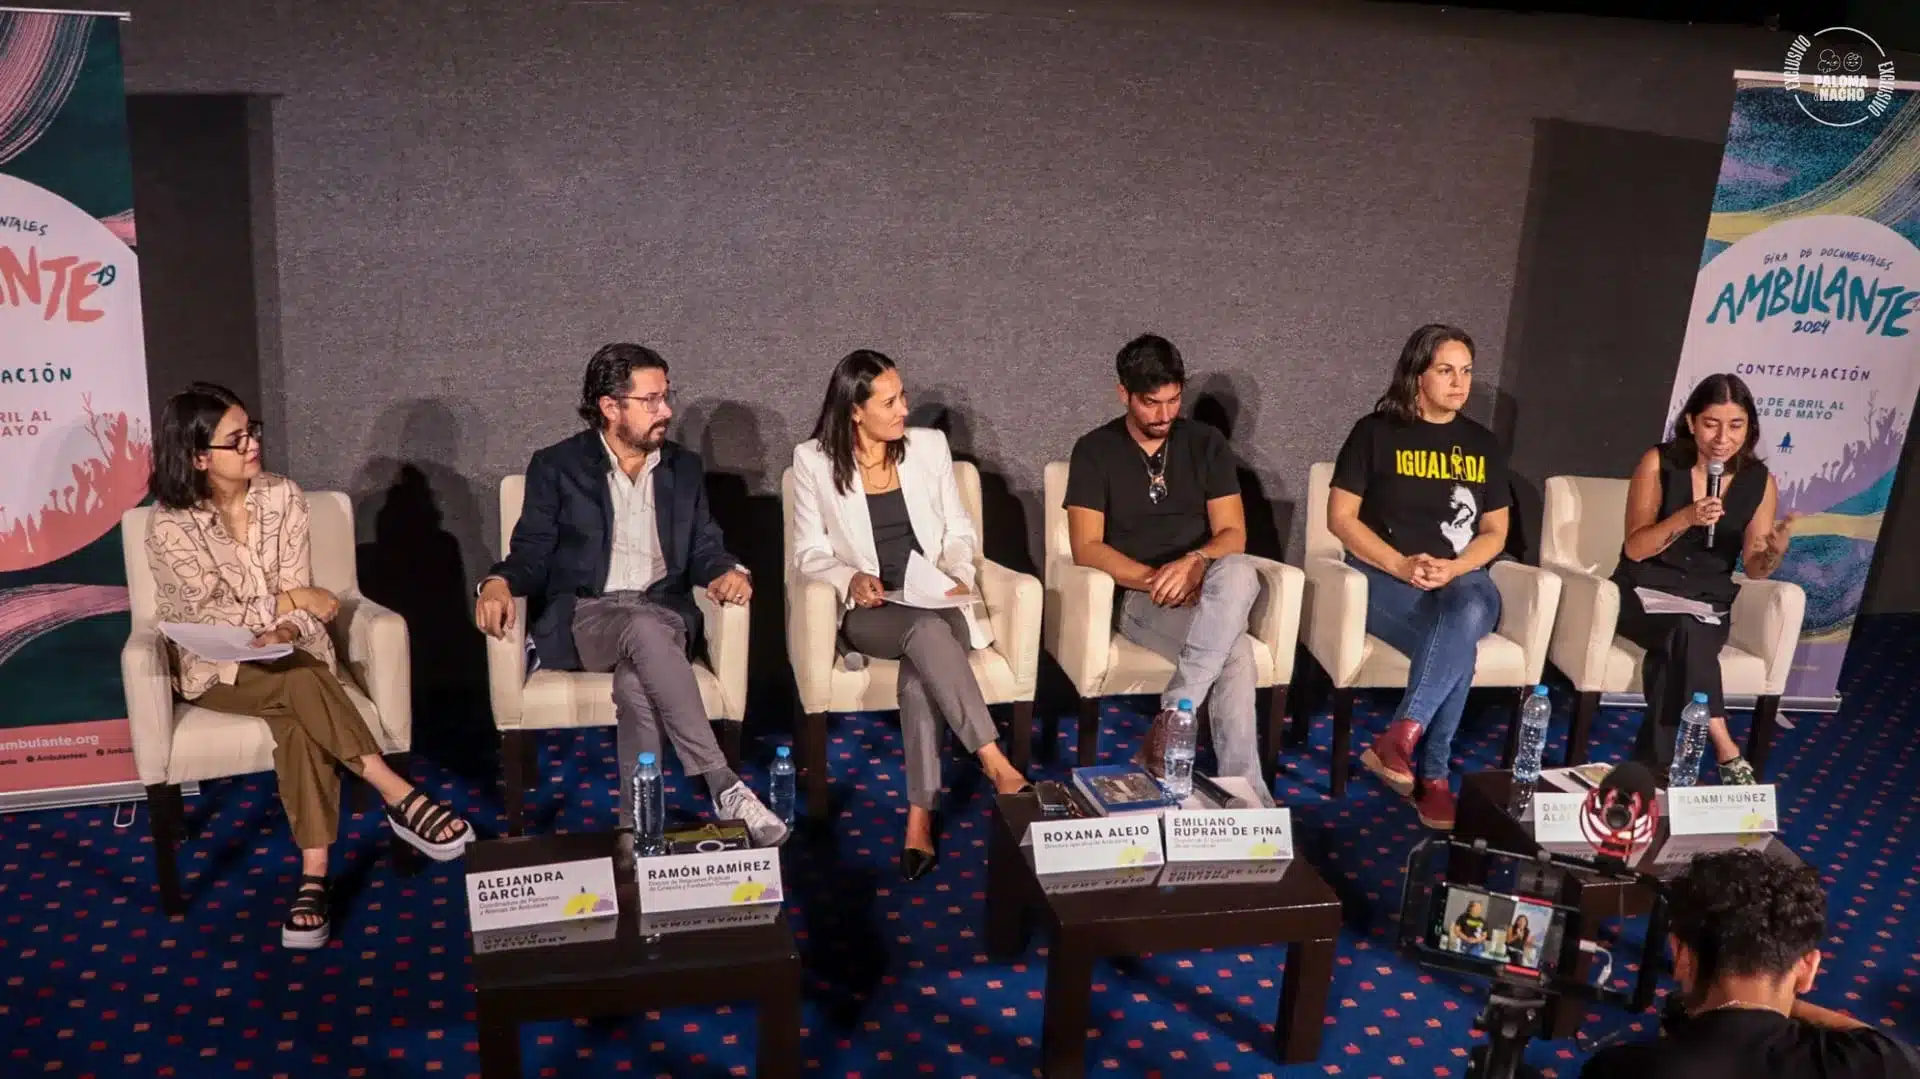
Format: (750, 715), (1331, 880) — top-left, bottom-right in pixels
(1530, 793), (1588, 845)
(1164, 809), (1293, 862)
(1669, 785), (1778, 836)
(637, 848), (784, 913)
(1030, 817), (1164, 874)
(466, 857), (619, 932)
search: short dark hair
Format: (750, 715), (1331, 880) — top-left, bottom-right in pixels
(578, 343), (669, 429)
(150, 382), (247, 510)
(1668, 849), (1826, 985)
(809, 348), (905, 495)
(1115, 334), (1184, 396)
(1375, 323), (1475, 424)
(1670, 372), (1763, 472)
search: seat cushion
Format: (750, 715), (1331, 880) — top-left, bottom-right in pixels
(514, 662), (727, 730)
(1604, 637), (1770, 697)
(823, 649), (1022, 714)
(1094, 633), (1284, 697)
(1347, 632), (1531, 690)
(167, 682), (395, 784)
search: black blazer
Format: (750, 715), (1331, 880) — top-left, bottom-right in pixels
(487, 429), (739, 671)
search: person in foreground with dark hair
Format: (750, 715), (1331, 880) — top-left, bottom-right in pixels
(146, 383), (471, 950)
(1064, 334), (1271, 793)
(474, 343), (787, 847)
(1334, 324), (1509, 830)
(789, 350), (1032, 880)
(1581, 849), (1920, 1079)
(1613, 372), (1793, 783)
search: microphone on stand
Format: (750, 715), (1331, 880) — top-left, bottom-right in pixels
(1705, 459), (1725, 547)
(1578, 761), (1661, 867)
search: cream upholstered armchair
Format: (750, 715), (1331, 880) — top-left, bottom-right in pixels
(1297, 462), (1562, 796)
(781, 461), (1041, 824)
(487, 474), (748, 834)
(121, 493), (411, 915)
(1541, 476), (1805, 774)
(1040, 462), (1303, 781)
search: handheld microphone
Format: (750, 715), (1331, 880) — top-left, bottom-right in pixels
(1704, 460), (1725, 547)
(1579, 761), (1660, 865)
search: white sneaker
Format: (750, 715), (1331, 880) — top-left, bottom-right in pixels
(716, 781), (790, 848)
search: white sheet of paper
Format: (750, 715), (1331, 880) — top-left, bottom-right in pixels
(881, 550), (975, 610)
(1633, 587), (1724, 624)
(158, 621), (295, 663)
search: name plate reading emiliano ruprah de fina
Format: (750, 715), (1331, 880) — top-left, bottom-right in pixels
(1668, 784), (1778, 836)
(466, 857), (619, 932)
(1163, 808), (1293, 862)
(1531, 793), (1587, 845)
(637, 847), (784, 914)
(1029, 816), (1164, 875)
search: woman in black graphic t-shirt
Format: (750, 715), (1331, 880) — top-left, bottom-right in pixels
(1328, 324), (1511, 831)
(1614, 373), (1795, 784)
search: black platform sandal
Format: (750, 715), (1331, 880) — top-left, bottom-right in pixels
(385, 789), (473, 862)
(282, 875), (330, 950)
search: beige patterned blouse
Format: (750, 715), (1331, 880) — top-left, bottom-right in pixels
(146, 472), (338, 699)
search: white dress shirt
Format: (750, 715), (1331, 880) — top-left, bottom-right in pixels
(603, 435), (667, 593)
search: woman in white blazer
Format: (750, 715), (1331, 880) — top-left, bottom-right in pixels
(790, 349), (1032, 880)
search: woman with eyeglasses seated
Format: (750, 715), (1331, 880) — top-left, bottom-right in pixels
(145, 383), (471, 949)
(788, 350), (1031, 881)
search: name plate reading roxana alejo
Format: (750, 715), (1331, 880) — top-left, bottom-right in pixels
(637, 847), (785, 914)
(1164, 808), (1293, 862)
(1030, 816), (1164, 874)
(466, 857), (619, 932)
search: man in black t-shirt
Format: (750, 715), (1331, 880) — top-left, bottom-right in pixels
(1582, 850), (1919, 1079)
(1063, 334), (1269, 790)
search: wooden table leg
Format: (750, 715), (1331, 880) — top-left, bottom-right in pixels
(1011, 700), (1034, 774)
(1277, 937), (1335, 1062)
(985, 803), (1029, 958)
(757, 961), (803, 1079)
(1547, 947), (1591, 1038)
(1041, 935), (1096, 1079)
(475, 1002), (522, 1079)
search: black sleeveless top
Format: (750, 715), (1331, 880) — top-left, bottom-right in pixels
(866, 488), (920, 591)
(1611, 443), (1768, 606)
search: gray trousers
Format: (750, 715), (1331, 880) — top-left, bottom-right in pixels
(572, 592), (736, 827)
(1118, 553), (1264, 789)
(841, 604), (998, 811)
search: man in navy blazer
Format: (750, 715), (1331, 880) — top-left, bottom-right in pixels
(476, 343), (787, 847)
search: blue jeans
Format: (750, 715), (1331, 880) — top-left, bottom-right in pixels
(1351, 559), (1502, 780)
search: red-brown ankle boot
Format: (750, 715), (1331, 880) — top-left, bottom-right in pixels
(1360, 718), (1420, 796)
(1412, 777), (1457, 831)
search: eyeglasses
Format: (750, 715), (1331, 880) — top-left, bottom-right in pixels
(206, 420), (264, 452)
(613, 390), (675, 415)
(1144, 448), (1168, 505)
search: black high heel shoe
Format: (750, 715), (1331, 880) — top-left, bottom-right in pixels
(901, 814), (940, 881)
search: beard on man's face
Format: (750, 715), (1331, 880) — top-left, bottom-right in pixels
(616, 416), (669, 451)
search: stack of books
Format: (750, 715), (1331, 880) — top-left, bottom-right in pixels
(1069, 764), (1178, 817)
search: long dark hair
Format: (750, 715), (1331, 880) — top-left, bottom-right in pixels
(150, 382), (247, 510)
(1670, 373), (1762, 471)
(1374, 323), (1475, 424)
(810, 349), (906, 495)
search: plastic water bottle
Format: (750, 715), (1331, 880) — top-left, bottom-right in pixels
(1161, 698), (1198, 799)
(1509, 685), (1553, 817)
(633, 751), (665, 855)
(1670, 693), (1712, 789)
(768, 745), (797, 826)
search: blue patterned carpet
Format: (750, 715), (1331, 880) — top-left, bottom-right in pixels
(4, 614), (1916, 1078)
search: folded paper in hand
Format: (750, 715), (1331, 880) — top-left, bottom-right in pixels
(881, 551), (975, 610)
(158, 622), (296, 663)
(1633, 587), (1724, 625)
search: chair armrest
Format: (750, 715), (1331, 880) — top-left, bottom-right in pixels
(1489, 561), (1563, 684)
(485, 597), (530, 730)
(120, 622), (176, 786)
(1043, 556), (1115, 697)
(334, 591), (412, 751)
(1242, 555), (1304, 686)
(695, 589), (750, 721)
(1729, 577), (1805, 695)
(1302, 556), (1368, 687)
(787, 575), (841, 715)
(979, 558), (1042, 698)
(1542, 563), (1620, 693)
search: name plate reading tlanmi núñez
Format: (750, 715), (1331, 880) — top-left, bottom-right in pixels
(636, 847), (784, 914)
(466, 857), (619, 932)
(1668, 784), (1778, 836)
(1163, 808), (1294, 862)
(1029, 816), (1164, 874)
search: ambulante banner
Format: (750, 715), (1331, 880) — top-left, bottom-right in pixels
(0, 9), (150, 804)
(1665, 71), (1920, 706)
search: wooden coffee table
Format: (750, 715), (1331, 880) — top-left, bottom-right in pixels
(985, 794), (1343, 1077)
(467, 831), (802, 1078)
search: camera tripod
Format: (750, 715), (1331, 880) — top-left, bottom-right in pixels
(1466, 988), (1549, 1079)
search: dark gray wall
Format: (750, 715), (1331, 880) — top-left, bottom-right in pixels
(102, 0), (1919, 618)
